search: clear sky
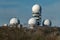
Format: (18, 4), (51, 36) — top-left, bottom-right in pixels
(0, 0), (60, 27)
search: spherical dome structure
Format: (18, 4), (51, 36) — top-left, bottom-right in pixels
(3, 24), (8, 26)
(43, 19), (51, 26)
(32, 4), (41, 13)
(28, 18), (37, 25)
(10, 18), (20, 25)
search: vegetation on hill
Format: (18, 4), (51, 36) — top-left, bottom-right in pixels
(0, 26), (60, 40)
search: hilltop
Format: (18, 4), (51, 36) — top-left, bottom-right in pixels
(0, 26), (60, 40)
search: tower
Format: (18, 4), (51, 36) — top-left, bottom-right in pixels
(32, 4), (42, 25)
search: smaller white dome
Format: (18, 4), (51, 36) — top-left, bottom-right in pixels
(10, 17), (20, 25)
(28, 18), (37, 25)
(3, 24), (8, 26)
(32, 4), (41, 13)
(43, 19), (51, 26)
(29, 27), (34, 29)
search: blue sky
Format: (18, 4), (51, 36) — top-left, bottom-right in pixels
(0, 0), (60, 27)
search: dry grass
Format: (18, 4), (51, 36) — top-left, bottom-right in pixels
(0, 26), (60, 40)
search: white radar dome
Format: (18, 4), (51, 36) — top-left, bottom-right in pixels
(43, 19), (51, 26)
(28, 18), (37, 25)
(10, 17), (20, 25)
(32, 4), (41, 13)
(3, 24), (8, 26)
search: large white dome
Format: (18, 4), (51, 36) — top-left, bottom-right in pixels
(28, 18), (37, 25)
(32, 4), (41, 13)
(10, 17), (20, 25)
(43, 19), (51, 26)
